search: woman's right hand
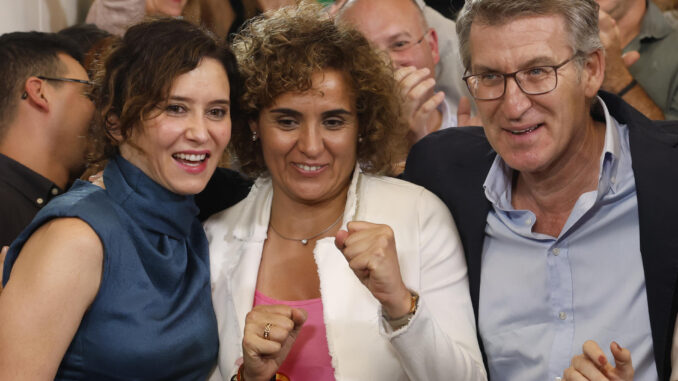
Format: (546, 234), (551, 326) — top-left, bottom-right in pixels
(562, 340), (634, 381)
(241, 305), (307, 381)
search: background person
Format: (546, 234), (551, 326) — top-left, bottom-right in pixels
(204, 3), (486, 381)
(0, 19), (239, 380)
(86, 0), (188, 36)
(0, 31), (94, 247)
(595, 0), (678, 120)
(336, 0), (466, 144)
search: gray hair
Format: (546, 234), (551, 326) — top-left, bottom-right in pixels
(456, 0), (603, 70)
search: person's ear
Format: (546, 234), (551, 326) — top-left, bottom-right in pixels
(427, 28), (440, 66)
(23, 77), (49, 112)
(582, 49), (605, 97)
(106, 113), (124, 143)
(249, 119), (260, 141)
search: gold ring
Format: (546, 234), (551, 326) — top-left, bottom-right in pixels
(263, 322), (272, 340)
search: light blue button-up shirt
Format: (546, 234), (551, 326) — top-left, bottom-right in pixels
(479, 98), (658, 381)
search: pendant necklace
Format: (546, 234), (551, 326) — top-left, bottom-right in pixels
(269, 213), (343, 245)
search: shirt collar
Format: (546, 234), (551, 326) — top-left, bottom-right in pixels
(636, 1), (673, 42)
(483, 96), (623, 208)
(0, 153), (63, 209)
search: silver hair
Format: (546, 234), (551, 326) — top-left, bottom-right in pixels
(456, 0), (604, 70)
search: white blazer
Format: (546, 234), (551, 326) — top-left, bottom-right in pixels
(205, 168), (487, 381)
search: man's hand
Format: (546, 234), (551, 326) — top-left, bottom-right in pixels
(395, 66), (445, 144)
(562, 340), (634, 381)
(598, 10), (636, 92)
(335, 221), (411, 318)
(598, 10), (664, 119)
(457, 96), (482, 126)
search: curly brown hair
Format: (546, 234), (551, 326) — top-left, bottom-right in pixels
(88, 17), (241, 168)
(231, 1), (407, 177)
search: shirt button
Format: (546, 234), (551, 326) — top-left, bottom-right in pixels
(525, 218), (533, 225)
(611, 176), (616, 184)
(51, 188), (59, 195)
(36, 197), (44, 205)
(559, 312), (567, 320)
(552, 248), (560, 256)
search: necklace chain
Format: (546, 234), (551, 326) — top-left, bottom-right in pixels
(269, 213), (343, 245)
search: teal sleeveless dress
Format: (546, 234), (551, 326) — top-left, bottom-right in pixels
(3, 155), (218, 380)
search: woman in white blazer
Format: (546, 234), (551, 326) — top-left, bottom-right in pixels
(204, 3), (486, 381)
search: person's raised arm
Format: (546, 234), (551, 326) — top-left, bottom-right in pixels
(0, 218), (103, 380)
(598, 10), (664, 120)
(334, 192), (487, 380)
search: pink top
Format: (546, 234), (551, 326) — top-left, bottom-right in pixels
(254, 290), (336, 381)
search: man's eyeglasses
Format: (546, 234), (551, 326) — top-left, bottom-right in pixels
(462, 54), (580, 101)
(37, 76), (95, 101)
(37, 76), (94, 86)
(387, 29), (430, 53)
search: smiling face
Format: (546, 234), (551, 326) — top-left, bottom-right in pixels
(119, 58), (231, 195)
(340, 0), (439, 73)
(252, 69), (359, 205)
(469, 14), (603, 175)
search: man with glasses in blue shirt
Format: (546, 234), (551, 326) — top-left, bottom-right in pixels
(403, 0), (678, 380)
(0, 32), (95, 248)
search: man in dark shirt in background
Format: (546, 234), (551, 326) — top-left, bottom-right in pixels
(0, 32), (94, 247)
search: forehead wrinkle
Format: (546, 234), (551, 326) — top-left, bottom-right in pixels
(469, 15), (571, 72)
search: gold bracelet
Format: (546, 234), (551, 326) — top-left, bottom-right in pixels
(385, 291), (419, 330)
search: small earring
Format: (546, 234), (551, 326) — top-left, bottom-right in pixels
(251, 131), (258, 142)
(358, 135), (364, 143)
(21, 92), (28, 100)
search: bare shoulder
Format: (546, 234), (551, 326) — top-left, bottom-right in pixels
(6, 217), (104, 301)
(0, 220), (104, 380)
(25, 217), (103, 262)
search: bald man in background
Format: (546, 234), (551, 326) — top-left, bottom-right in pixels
(337, 0), (469, 144)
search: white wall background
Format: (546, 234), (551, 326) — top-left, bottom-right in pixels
(0, 0), (92, 34)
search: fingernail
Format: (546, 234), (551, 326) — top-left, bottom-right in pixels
(598, 355), (607, 366)
(613, 341), (622, 351)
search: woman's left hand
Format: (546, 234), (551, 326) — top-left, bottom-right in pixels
(335, 221), (412, 318)
(562, 340), (634, 381)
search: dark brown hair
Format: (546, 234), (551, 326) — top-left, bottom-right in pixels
(0, 32), (83, 140)
(90, 17), (242, 165)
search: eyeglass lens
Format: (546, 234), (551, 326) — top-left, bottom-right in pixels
(466, 66), (558, 100)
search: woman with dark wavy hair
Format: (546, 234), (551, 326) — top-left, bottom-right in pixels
(0, 19), (240, 380)
(204, 3), (486, 380)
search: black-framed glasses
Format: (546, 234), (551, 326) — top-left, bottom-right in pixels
(37, 76), (94, 86)
(388, 29), (430, 53)
(37, 76), (95, 101)
(462, 54), (579, 101)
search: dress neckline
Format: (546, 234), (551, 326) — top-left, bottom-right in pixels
(103, 155), (199, 239)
